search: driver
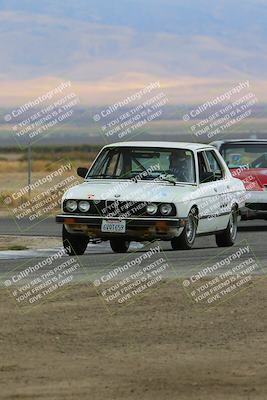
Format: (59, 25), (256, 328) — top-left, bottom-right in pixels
(169, 150), (192, 182)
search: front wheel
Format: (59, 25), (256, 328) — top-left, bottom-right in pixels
(62, 225), (89, 255)
(215, 208), (238, 247)
(110, 239), (130, 253)
(171, 208), (198, 250)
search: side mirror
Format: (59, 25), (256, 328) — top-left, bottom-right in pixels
(200, 171), (215, 183)
(77, 167), (88, 178)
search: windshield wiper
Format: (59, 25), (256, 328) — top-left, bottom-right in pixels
(156, 174), (177, 185)
(138, 175), (156, 181)
(87, 174), (114, 179)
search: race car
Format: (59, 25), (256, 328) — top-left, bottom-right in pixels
(211, 139), (267, 220)
(56, 141), (245, 254)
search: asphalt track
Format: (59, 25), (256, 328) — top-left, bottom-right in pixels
(0, 216), (265, 285)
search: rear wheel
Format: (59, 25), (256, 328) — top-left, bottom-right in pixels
(62, 225), (89, 255)
(171, 208), (198, 250)
(110, 239), (130, 253)
(215, 208), (238, 247)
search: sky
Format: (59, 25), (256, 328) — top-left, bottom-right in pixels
(0, 0), (267, 106)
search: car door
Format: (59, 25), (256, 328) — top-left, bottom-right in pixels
(204, 149), (231, 230)
(196, 151), (218, 233)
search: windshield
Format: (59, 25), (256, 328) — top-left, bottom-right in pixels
(87, 147), (196, 183)
(221, 144), (267, 169)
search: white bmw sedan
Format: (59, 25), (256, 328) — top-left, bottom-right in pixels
(56, 142), (246, 254)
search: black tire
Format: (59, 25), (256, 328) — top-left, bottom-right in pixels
(215, 208), (238, 247)
(62, 225), (89, 255)
(171, 208), (198, 250)
(110, 239), (130, 253)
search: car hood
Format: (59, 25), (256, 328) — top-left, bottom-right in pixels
(63, 180), (197, 203)
(230, 168), (267, 190)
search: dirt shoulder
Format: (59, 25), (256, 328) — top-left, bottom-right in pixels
(0, 235), (60, 251)
(0, 279), (266, 400)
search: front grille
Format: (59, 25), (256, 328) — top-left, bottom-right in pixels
(97, 200), (149, 218)
(63, 200), (176, 217)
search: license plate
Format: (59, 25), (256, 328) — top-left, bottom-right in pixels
(101, 219), (126, 233)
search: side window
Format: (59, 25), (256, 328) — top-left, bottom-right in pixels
(205, 150), (224, 180)
(197, 151), (208, 183)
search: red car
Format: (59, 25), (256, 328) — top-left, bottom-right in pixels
(211, 139), (267, 220)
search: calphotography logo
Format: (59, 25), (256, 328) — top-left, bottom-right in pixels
(182, 81), (258, 142)
(182, 240), (264, 310)
(1, 243), (84, 312)
(91, 242), (176, 314)
(92, 81), (169, 142)
(3, 159), (79, 232)
(4, 81), (80, 149)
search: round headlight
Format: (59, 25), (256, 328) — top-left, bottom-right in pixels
(66, 200), (77, 212)
(160, 204), (172, 215)
(78, 201), (90, 212)
(146, 203), (158, 215)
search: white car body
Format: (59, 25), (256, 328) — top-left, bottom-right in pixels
(56, 142), (246, 252)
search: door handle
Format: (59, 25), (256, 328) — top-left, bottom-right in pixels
(214, 188), (218, 192)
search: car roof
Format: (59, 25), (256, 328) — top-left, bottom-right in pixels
(103, 141), (214, 151)
(211, 139), (267, 146)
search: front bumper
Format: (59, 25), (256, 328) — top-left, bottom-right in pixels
(242, 190), (267, 219)
(56, 214), (186, 240)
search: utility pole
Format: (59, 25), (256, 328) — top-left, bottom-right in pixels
(27, 141), (32, 198)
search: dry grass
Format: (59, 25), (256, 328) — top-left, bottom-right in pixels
(0, 235), (60, 250)
(0, 148), (98, 211)
(0, 157), (95, 173)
